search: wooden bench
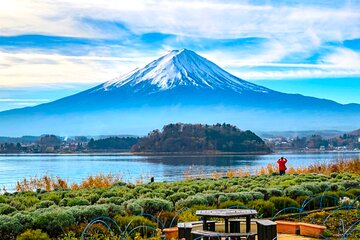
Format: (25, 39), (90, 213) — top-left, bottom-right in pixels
(256, 219), (277, 240)
(191, 230), (256, 240)
(178, 221), (216, 239)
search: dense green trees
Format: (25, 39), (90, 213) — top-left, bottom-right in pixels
(87, 137), (139, 150)
(132, 123), (270, 153)
(38, 135), (61, 148)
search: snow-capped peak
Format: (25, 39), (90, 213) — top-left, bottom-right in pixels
(100, 49), (270, 94)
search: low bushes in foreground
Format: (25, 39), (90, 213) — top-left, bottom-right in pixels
(0, 164), (359, 239)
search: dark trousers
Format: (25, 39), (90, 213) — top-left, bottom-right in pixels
(279, 170), (285, 175)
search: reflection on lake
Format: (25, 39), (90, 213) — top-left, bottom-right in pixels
(0, 152), (359, 191)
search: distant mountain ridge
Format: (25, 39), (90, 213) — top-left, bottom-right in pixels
(1, 49), (360, 136)
(349, 128), (360, 136)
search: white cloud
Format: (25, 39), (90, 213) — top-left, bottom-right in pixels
(1, 0), (360, 86)
(1, 0), (359, 42)
(0, 50), (142, 87)
(322, 48), (360, 70)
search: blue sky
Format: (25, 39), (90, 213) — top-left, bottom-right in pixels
(0, 0), (359, 111)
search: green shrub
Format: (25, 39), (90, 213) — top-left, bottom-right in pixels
(100, 189), (124, 198)
(67, 197), (90, 207)
(106, 197), (125, 205)
(346, 188), (360, 198)
(16, 196), (40, 208)
(86, 193), (101, 204)
(177, 209), (198, 222)
(0, 215), (23, 239)
(238, 192), (254, 203)
(178, 186), (194, 193)
(189, 204), (216, 211)
(64, 191), (76, 198)
(59, 198), (68, 207)
(0, 203), (17, 215)
(123, 200), (143, 215)
(16, 229), (50, 240)
(284, 186), (312, 198)
(248, 200), (275, 218)
(250, 191), (264, 200)
(58, 231), (78, 240)
(35, 200), (55, 209)
(267, 188), (283, 198)
(218, 200), (245, 209)
(124, 198), (173, 215)
(343, 180), (360, 189)
(96, 197), (110, 204)
(330, 172), (338, 178)
(218, 195), (229, 203)
(105, 203), (126, 217)
(203, 194), (217, 205)
(302, 183), (322, 194)
(269, 196), (300, 211)
(168, 192), (189, 202)
(69, 205), (109, 224)
(40, 192), (61, 205)
(32, 208), (75, 236)
(176, 195), (208, 209)
(318, 182), (331, 192)
(329, 183), (343, 191)
(0, 195), (8, 204)
(316, 191), (339, 208)
(143, 191), (166, 199)
(9, 199), (26, 211)
(252, 187), (268, 199)
(12, 212), (33, 231)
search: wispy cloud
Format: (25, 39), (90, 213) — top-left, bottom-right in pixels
(0, 0), (359, 107)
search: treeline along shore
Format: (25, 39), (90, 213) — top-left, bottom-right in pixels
(0, 123), (271, 154)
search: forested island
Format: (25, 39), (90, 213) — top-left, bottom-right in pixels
(131, 123), (271, 153)
(0, 123), (270, 154)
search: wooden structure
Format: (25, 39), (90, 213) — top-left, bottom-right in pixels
(196, 209), (258, 233)
(256, 219), (277, 240)
(191, 229), (256, 239)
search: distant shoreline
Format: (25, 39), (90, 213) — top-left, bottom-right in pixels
(0, 151), (271, 156)
(0, 150), (359, 156)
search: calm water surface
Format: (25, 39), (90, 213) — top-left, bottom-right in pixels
(0, 152), (359, 191)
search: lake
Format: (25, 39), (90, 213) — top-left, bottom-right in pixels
(0, 152), (359, 192)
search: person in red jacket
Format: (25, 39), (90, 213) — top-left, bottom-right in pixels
(277, 156), (288, 175)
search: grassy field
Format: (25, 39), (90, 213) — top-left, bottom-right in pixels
(0, 159), (359, 239)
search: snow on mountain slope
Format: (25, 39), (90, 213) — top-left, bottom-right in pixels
(95, 49), (271, 94)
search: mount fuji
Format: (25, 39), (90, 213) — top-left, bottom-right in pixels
(1, 49), (360, 136)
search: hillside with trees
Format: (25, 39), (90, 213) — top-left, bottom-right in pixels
(131, 123), (271, 153)
(87, 137), (139, 151)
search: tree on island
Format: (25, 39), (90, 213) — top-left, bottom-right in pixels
(87, 137), (139, 150)
(38, 134), (61, 147)
(131, 123), (271, 153)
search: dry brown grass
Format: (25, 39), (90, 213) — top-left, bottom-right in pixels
(286, 158), (360, 175)
(214, 158), (360, 179)
(16, 172), (123, 192)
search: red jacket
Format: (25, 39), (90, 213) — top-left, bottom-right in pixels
(277, 158), (287, 171)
